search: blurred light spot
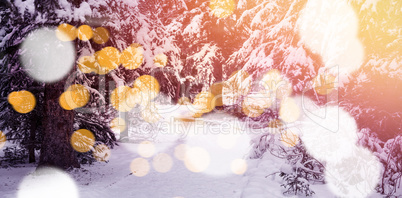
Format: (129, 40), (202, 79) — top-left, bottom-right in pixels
(93, 144), (111, 162)
(210, 0), (235, 18)
(21, 28), (75, 82)
(55, 23), (77, 41)
(241, 94), (268, 118)
(174, 144), (188, 161)
(8, 90), (36, 114)
(261, 69), (292, 100)
(279, 97), (300, 123)
(92, 27), (109, 44)
(231, 159), (247, 175)
(280, 129), (299, 147)
(141, 103), (161, 123)
(77, 55), (97, 74)
(222, 70), (251, 105)
(297, 0), (364, 76)
(300, 107), (358, 164)
(177, 97), (191, 105)
(125, 87), (143, 107)
(17, 167), (79, 198)
(192, 91), (215, 114)
(96, 47), (120, 71)
(0, 131), (6, 149)
(121, 43), (144, 69)
(209, 82), (224, 107)
(325, 147), (381, 197)
(77, 25), (93, 41)
(153, 53), (168, 67)
(217, 134), (238, 149)
(110, 117), (126, 133)
(130, 158), (150, 177)
(184, 147), (210, 173)
(152, 153), (173, 173)
(110, 86), (132, 112)
(138, 141), (156, 158)
(312, 74), (337, 95)
(70, 129), (95, 153)
(59, 84), (90, 110)
(134, 75), (160, 101)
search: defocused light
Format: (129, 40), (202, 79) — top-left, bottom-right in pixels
(20, 28), (75, 83)
(312, 74), (337, 95)
(138, 141), (156, 158)
(110, 86), (132, 112)
(177, 97), (191, 105)
(192, 91), (215, 114)
(17, 167), (79, 198)
(121, 44), (144, 69)
(153, 53), (168, 67)
(130, 158), (150, 177)
(110, 117), (126, 133)
(152, 153), (173, 173)
(325, 147), (381, 197)
(210, 0), (235, 18)
(280, 129), (299, 147)
(209, 82), (224, 107)
(77, 55), (97, 73)
(92, 27), (109, 44)
(222, 70), (251, 105)
(134, 75), (160, 101)
(261, 69), (292, 100)
(59, 84), (90, 110)
(55, 23), (77, 41)
(93, 144), (111, 162)
(70, 129), (95, 153)
(231, 159), (247, 175)
(174, 144), (188, 161)
(8, 90), (36, 114)
(141, 102), (161, 123)
(0, 131), (6, 149)
(184, 147), (210, 173)
(77, 25), (93, 41)
(96, 47), (120, 70)
(279, 97), (300, 123)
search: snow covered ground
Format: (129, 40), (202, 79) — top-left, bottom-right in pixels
(0, 107), (388, 197)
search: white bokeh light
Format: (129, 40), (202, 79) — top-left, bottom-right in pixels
(17, 167), (79, 198)
(20, 27), (75, 83)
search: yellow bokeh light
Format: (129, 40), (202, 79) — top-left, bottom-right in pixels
(134, 75), (160, 101)
(279, 97), (300, 123)
(177, 97), (191, 105)
(174, 144), (188, 161)
(312, 74), (337, 95)
(184, 147), (210, 173)
(130, 158), (150, 177)
(280, 129), (299, 147)
(60, 84), (90, 110)
(153, 53), (168, 67)
(140, 103), (161, 123)
(70, 129), (95, 153)
(8, 90), (36, 114)
(93, 144), (111, 162)
(0, 131), (6, 149)
(222, 70), (251, 105)
(77, 56), (97, 74)
(121, 44), (144, 69)
(192, 91), (215, 114)
(241, 94), (270, 118)
(210, 0), (235, 18)
(209, 82), (223, 107)
(92, 27), (109, 44)
(96, 47), (120, 70)
(231, 159), (247, 175)
(125, 87), (144, 107)
(77, 25), (93, 41)
(152, 153), (173, 173)
(55, 23), (77, 41)
(110, 86), (132, 112)
(261, 69), (292, 100)
(110, 117), (126, 133)
(138, 141), (156, 158)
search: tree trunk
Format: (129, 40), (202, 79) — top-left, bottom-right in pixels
(39, 82), (80, 169)
(28, 118), (36, 163)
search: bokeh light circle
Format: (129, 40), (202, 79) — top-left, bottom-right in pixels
(70, 129), (95, 153)
(130, 158), (150, 177)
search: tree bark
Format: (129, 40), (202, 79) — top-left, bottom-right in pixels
(38, 82), (80, 169)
